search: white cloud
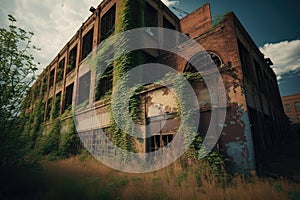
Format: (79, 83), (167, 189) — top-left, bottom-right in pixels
(0, 0), (181, 75)
(1, 0), (102, 74)
(259, 39), (300, 82)
(161, 0), (179, 7)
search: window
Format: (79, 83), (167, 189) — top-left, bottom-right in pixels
(56, 58), (65, 83)
(49, 69), (55, 88)
(297, 116), (300, 121)
(63, 83), (74, 112)
(100, 5), (116, 41)
(53, 92), (61, 119)
(254, 60), (263, 87)
(185, 51), (221, 72)
(284, 104), (291, 112)
(77, 71), (91, 105)
(82, 27), (94, 60)
(209, 52), (222, 68)
(238, 40), (251, 77)
(148, 135), (174, 152)
(144, 2), (158, 37)
(95, 65), (113, 101)
(163, 17), (176, 49)
(46, 98), (52, 121)
(68, 45), (77, 74)
(295, 102), (300, 112)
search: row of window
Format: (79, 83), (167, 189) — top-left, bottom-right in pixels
(47, 3), (176, 91)
(284, 102), (300, 113)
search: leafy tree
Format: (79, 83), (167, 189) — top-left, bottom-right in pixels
(0, 15), (40, 165)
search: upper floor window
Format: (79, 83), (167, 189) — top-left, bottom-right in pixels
(284, 104), (291, 112)
(56, 58), (65, 83)
(82, 27), (94, 61)
(95, 65), (113, 101)
(185, 51), (222, 72)
(295, 102), (300, 112)
(144, 2), (158, 37)
(237, 40), (251, 77)
(163, 17), (176, 49)
(100, 5), (116, 41)
(63, 82), (74, 112)
(68, 45), (77, 74)
(49, 68), (55, 88)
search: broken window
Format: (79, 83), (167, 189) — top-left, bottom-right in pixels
(146, 113), (179, 152)
(56, 58), (65, 83)
(148, 135), (174, 152)
(284, 104), (291, 112)
(77, 71), (91, 105)
(63, 82), (74, 112)
(95, 65), (113, 101)
(49, 69), (55, 88)
(82, 27), (94, 61)
(144, 2), (158, 37)
(46, 98), (52, 121)
(67, 45), (77, 74)
(100, 4), (116, 41)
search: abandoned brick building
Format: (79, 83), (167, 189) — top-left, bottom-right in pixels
(25, 0), (289, 172)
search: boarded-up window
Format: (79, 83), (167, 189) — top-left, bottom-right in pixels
(77, 71), (91, 105)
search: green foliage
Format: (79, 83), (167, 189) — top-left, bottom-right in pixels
(59, 118), (78, 157)
(0, 15), (40, 166)
(35, 120), (61, 156)
(0, 14), (40, 125)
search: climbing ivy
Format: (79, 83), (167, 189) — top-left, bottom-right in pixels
(107, 0), (144, 161)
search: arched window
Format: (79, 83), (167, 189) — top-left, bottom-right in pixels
(185, 51), (222, 73)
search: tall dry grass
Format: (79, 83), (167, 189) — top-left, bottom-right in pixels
(41, 155), (300, 199)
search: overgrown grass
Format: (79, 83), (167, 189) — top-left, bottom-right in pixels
(36, 156), (299, 200)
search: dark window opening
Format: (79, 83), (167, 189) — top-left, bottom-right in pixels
(95, 65), (113, 101)
(140, 50), (160, 84)
(46, 98), (52, 121)
(144, 2), (158, 37)
(49, 69), (55, 88)
(148, 135), (174, 152)
(209, 52), (222, 68)
(284, 104), (291, 112)
(100, 5), (116, 41)
(56, 58), (65, 83)
(185, 51), (218, 73)
(238, 40), (252, 77)
(63, 83), (74, 112)
(68, 45), (77, 74)
(254, 60), (263, 87)
(295, 102), (300, 112)
(163, 17), (176, 49)
(53, 92), (61, 119)
(77, 71), (91, 105)
(82, 27), (94, 60)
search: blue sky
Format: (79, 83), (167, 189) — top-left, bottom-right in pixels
(0, 0), (299, 96)
(173, 0), (300, 96)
